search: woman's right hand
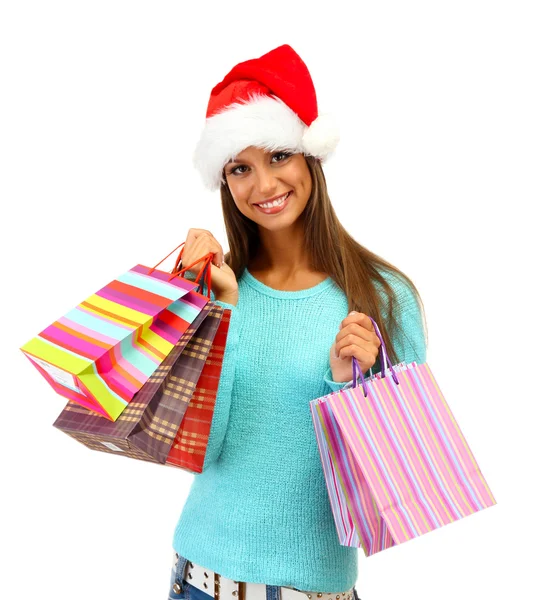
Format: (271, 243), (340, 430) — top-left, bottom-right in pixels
(178, 228), (239, 304)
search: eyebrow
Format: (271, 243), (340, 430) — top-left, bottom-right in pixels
(225, 150), (278, 166)
(225, 156), (253, 166)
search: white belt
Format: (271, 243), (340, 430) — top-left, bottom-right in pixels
(172, 553), (356, 600)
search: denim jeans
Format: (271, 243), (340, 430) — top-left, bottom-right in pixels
(167, 553), (220, 600)
(167, 552), (361, 600)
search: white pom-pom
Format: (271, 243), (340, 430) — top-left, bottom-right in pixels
(301, 113), (340, 158)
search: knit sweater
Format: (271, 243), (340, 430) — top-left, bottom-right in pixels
(172, 266), (427, 591)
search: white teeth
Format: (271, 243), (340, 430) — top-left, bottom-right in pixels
(257, 193), (289, 209)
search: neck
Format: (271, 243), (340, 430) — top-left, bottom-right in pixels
(252, 222), (311, 274)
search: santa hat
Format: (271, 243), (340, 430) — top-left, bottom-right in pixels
(192, 44), (340, 191)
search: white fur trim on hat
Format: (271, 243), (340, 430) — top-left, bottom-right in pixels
(302, 113), (341, 158)
(192, 93), (340, 191)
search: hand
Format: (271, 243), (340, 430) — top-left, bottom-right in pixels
(178, 228), (239, 303)
(329, 311), (381, 383)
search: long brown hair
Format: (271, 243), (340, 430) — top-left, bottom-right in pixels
(218, 154), (428, 369)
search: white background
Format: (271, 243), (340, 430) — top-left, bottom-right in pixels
(1, 1), (542, 599)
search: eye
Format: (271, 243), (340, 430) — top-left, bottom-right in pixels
(228, 164), (248, 176)
(272, 151), (291, 162)
(227, 151), (292, 176)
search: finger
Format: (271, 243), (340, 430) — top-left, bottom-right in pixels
(340, 311), (369, 329)
(182, 229), (202, 270)
(360, 314), (375, 332)
(182, 245), (211, 275)
(185, 231), (224, 268)
(337, 341), (379, 368)
(200, 235), (224, 268)
(185, 229), (221, 260)
(184, 228), (208, 256)
(340, 313), (377, 340)
(337, 323), (380, 349)
(337, 334), (379, 358)
(197, 232), (223, 267)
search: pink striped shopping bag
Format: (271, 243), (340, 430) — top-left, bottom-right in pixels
(20, 243), (213, 422)
(309, 316), (496, 556)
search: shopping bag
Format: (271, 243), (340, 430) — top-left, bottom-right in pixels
(164, 302), (232, 473)
(53, 300), (226, 465)
(20, 243), (212, 421)
(309, 316), (497, 555)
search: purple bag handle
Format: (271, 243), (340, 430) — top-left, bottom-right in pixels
(351, 315), (400, 397)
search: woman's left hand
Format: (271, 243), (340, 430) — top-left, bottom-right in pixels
(329, 311), (381, 383)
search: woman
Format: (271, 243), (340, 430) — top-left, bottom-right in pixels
(168, 44), (427, 600)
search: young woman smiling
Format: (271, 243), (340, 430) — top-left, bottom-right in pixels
(167, 45), (428, 600)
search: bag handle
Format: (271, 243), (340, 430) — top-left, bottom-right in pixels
(147, 242), (186, 274)
(351, 315), (400, 397)
(169, 244), (214, 301)
(143, 242), (213, 300)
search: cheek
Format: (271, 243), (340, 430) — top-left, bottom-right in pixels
(227, 181), (248, 205)
(231, 192), (252, 215)
(293, 170), (311, 198)
(288, 161), (311, 191)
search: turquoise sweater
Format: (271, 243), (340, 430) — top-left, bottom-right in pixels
(172, 266), (426, 591)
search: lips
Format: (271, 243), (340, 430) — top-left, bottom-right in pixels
(253, 191), (291, 215)
(254, 192), (290, 206)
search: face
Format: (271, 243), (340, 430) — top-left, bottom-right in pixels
(223, 146), (312, 230)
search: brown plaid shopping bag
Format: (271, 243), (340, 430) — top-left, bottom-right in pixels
(52, 301), (225, 464)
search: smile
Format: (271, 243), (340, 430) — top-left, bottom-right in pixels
(254, 192), (291, 214)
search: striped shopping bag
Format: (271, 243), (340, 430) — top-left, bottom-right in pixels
(53, 300), (227, 467)
(20, 243), (213, 421)
(309, 316), (497, 556)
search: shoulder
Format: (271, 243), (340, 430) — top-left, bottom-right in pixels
(373, 267), (420, 309)
(373, 267), (427, 364)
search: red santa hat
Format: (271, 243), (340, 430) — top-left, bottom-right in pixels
(192, 44), (340, 191)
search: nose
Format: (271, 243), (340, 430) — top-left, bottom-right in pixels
(254, 165), (278, 197)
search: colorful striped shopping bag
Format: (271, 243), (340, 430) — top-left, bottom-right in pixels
(309, 316), (497, 556)
(20, 244), (213, 421)
(52, 300), (227, 467)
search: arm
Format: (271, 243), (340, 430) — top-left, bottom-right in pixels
(323, 273), (426, 393)
(387, 273), (427, 366)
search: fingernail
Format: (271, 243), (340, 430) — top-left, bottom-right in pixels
(349, 311), (357, 315)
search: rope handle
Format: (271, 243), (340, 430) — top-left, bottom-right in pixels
(351, 315), (400, 397)
(169, 243), (214, 300)
(144, 242), (213, 300)
(146, 241), (186, 274)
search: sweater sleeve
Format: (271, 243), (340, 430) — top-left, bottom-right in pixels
(183, 270), (241, 472)
(387, 274), (427, 366)
(323, 273), (426, 393)
(323, 365), (375, 393)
